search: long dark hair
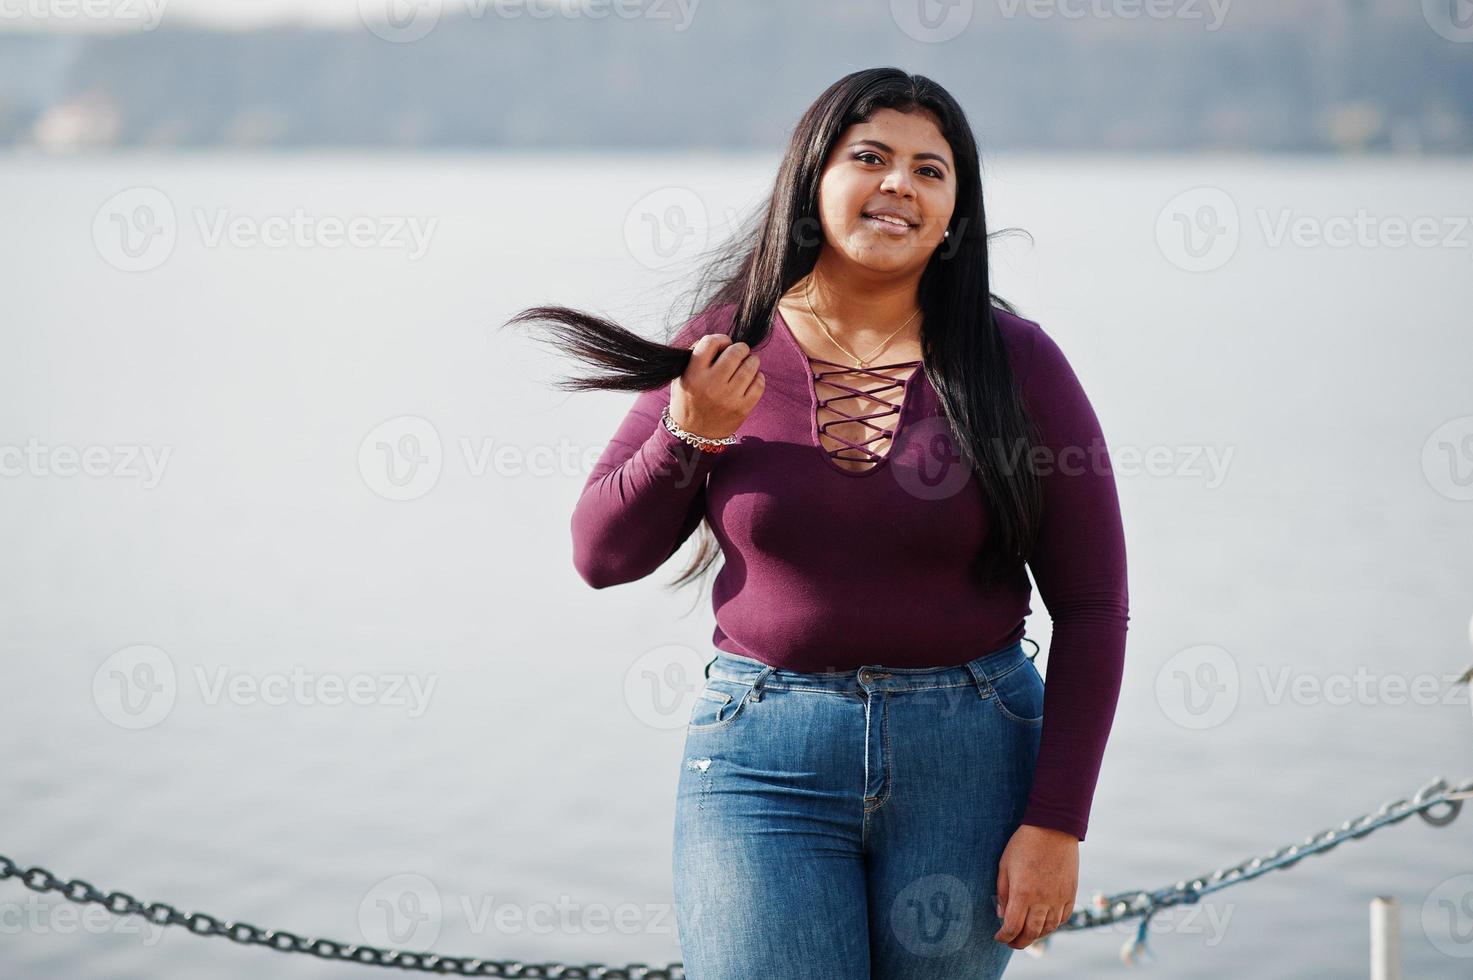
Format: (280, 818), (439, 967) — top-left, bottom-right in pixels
(506, 66), (1042, 592)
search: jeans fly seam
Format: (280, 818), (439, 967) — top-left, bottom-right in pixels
(865, 693), (893, 814)
(863, 693), (892, 814)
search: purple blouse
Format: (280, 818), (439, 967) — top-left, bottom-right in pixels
(571, 302), (1129, 841)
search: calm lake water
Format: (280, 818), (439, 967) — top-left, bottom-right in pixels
(1, 150), (1470, 978)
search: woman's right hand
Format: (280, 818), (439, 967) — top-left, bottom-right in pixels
(669, 333), (765, 441)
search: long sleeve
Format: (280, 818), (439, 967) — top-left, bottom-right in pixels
(570, 316), (722, 589)
(1016, 325), (1130, 842)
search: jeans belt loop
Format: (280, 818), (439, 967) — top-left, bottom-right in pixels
(748, 665), (776, 701)
(963, 657), (992, 701)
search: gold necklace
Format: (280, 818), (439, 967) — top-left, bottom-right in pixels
(803, 277), (922, 368)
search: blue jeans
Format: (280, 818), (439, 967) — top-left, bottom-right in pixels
(671, 640), (1045, 980)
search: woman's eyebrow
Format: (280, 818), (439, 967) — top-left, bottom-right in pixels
(848, 139), (951, 169)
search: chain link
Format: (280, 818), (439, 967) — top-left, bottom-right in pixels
(0, 854), (683, 978)
(1, 774), (1466, 971)
(1057, 775), (1472, 932)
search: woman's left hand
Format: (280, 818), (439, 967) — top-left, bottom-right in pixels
(993, 823), (1079, 950)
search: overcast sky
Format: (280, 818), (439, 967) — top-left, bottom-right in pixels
(0, 0), (610, 32)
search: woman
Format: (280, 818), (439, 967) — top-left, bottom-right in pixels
(511, 67), (1128, 980)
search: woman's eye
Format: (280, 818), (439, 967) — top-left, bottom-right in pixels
(856, 152), (943, 179)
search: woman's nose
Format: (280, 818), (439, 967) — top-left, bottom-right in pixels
(879, 169), (915, 197)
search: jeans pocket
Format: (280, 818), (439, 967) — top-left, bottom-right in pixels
(988, 658), (1045, 726)
(687, 677), (753, 733)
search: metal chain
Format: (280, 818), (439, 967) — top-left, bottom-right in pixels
(1058, 774), (1473, 933)
(0, 773), (1466, 972)
(0, 853), (684, 977)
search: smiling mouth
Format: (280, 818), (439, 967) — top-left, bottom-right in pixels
(862, 212), (916, 232)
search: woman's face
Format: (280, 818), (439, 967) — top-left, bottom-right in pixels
(814, 107), (957, 276)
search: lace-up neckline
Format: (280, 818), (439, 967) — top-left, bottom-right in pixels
(775, 307), (923, 477)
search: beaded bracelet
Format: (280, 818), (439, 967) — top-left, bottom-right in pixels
(661, 404), (737, 454)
